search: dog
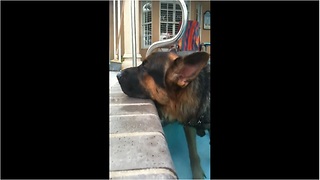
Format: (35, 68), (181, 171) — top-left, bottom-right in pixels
(117, 51), (210, 179)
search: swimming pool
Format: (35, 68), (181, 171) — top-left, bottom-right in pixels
(163, 122), (211, 179)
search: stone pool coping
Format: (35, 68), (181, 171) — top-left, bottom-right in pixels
(109, 82), (178, 179)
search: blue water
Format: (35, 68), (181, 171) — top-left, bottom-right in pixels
(163, 122), (210, 179)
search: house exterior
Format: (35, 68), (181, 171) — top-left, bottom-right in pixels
(109, 0), (211, 69)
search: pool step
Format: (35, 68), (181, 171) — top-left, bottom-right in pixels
(109, 82), (178, 179)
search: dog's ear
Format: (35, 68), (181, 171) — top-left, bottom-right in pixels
(167, 52), (209, 88)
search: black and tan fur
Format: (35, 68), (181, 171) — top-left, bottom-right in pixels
(117, 51), (210, 179)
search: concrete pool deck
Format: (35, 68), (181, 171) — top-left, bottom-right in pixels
(109, 71), (178, 179)
(109, 71), (120, 89)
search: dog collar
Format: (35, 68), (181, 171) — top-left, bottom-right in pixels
(185, 113), (210, 137)
(197, 114), (205, 124)
(187, 114), (205, 126)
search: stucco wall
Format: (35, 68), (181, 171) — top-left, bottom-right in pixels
(200, 1), (211, 53)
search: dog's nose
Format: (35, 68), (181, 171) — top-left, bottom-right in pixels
(116, 71), (122, 79)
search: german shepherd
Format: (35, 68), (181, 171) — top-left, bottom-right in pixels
(117, 51), (210, 179)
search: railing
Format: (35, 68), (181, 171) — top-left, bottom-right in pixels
(131, 0), (137, 67)
(145, 0), (188, 57)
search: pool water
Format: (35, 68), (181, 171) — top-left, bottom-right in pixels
(163, 122), (211, 179)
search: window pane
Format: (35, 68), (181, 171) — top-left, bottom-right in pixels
(161, 3), (167, 9)
(148, 23), (152, 45)
(161, 10), (167, 21)
(176, 3), (188, 11)
(147, 35), (152, 45)
(176, 4), (181, 10)
(175, 23), (180, 34)
(160, 23), (167, 33)
(168, 23), (173, 34)
(144, 25), (147, 33)
(148, 24), (152, 35)
(144, 13), (147, 22)
(168, 11), (173, 22)
(142, 2), (152, 12)
(176, 11), (182, 22)
(147, 11), (151, 22)
(168, 3), (173, 9)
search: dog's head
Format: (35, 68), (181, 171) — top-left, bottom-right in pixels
(117, 51), (209, 104)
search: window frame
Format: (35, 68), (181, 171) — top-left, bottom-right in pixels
(141, 1), (152, 49)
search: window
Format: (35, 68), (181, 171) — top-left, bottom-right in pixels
(159, 0), (189, 40)
(141, 1), (152, 48)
